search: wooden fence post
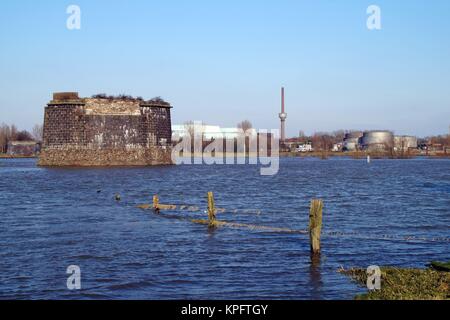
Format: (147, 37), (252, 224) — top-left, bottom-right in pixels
(153, 195), (159, 212)
(207, 192), (216, 227)
(309, 199), (323, 255)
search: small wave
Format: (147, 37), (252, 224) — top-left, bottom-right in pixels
(122, 261), (148, 267)
(68, 254), (113, 262)
(107, 280), (153, 290)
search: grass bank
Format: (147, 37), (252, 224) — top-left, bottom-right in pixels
(339, 266), (449, 300)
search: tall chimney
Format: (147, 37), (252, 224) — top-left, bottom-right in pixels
(279, 87), (287, 143)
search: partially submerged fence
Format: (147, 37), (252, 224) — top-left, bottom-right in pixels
(137, 193), (450, 257)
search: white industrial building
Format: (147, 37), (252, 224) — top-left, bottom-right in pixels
(172, 124), (256, 140)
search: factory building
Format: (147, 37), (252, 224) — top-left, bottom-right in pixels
(394, 136), (418, 151)
(343, 132), (363, 151)
(338, 130), (419, 152)
(172, 124), (256, 140)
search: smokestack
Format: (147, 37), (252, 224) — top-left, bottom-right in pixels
(279, 87), (287, 144)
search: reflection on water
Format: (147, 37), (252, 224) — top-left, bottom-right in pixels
(309, 253), (322, 300)
(0, 158), (449, 299)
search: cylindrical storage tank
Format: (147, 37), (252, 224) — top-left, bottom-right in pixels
(361, 130), (394, 151)
(394, 136), (418, 150)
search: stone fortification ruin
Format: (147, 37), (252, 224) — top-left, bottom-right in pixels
(38, 92), (173, 166)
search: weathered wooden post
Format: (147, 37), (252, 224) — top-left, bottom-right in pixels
(309, 199), (323, 255)
(207, 192), (216, 227)
(153, 195), (159, 212)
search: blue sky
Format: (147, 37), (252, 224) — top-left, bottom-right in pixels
(0, 0), (449, 137)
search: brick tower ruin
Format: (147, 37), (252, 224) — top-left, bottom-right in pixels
(38, 92), (173, 166)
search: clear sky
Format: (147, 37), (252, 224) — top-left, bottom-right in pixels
(0, 0), (449, 137)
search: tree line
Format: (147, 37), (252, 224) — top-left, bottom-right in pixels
(424, 134), (450, 147)
(290, 130), (348, 151)
(0, 123), (43, 154)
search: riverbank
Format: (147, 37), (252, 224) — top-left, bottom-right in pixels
(339, 266), (449, 300)
(280, 151), (450, 159)
(4, 151), (448, 160)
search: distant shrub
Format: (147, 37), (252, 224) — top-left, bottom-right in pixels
(90, 94), (169, 105)
(117, 94), (135, 101)
(92, 93), (108, 99)
(147, 96), (170, 105)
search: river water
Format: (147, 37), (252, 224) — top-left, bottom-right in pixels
(0, 157), (449, 299)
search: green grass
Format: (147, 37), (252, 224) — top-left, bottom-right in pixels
(340, 266), (450, 300)
(429, 261), (450, 272)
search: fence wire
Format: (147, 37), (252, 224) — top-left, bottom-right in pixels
(138, 204), (450, 244)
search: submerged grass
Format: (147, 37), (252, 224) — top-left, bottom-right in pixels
(339, 266), (450, 300)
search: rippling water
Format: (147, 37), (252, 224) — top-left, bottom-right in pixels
(0, 158), (449, 299)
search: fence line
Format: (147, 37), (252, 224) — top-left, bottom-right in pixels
(137, 203), (262, 215)
(137, 198), (450, 245)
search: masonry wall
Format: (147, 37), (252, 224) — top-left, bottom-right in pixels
(38, 95), (173, 166)
(140, 105), (172, 147)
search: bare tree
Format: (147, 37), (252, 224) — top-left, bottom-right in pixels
(0, 123), (10, 153)
(447, 131), (450, 154)
(312, 132), (334, 151)
(237, 120), (253, 154)
(10, 124), (17, 141)
(16, 130), (33, 141)
(183, 121), (206, 152)
(237, 120), (252, 133)
(32, 124), (43, 142)
(311, 132), (335, 159)
(332, 130), (346, 143)
(0, 124), (22, 153)
(183, 121), (196, 140)
(184, 121), (206, 139)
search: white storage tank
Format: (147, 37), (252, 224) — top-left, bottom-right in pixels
(361, 130), (394, 151)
